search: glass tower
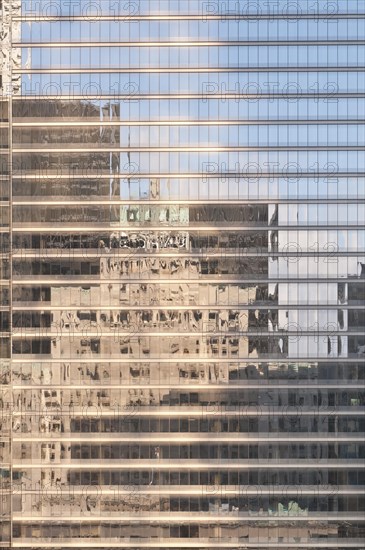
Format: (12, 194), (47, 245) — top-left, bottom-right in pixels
(1, 0), (365, 548)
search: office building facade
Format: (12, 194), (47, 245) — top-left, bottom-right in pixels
(1, 0), (365, 548)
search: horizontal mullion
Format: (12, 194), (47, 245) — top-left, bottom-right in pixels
(14, 14), (365, 21)
(14, 486), (365, 495)
(12, 356), (364, 364)
(11, 145), (365, 152)
(11, 278), (365, 285)
(12, 383), (364, 389)
(12, 435), (365, 444)
(10, 199), (365, 205)
(13, 409), (364, 417)
(11, 226), (365, 231)
(11, 356), (365, 363)
(9, 542), (365, 549)
(14, 66), (365, 74)
(10, 92), (365, 99)
(13, 225), (274, 230)
(11, 305), (364, 311)
(13, 172), (365, 179)
(11, 199), (365, 205)
(11, 119), (365, 127)
(10, 330), (365, 337)
(17, 40), (365, 47)
(10, 254), (365, 261)
(11, 434), (365, 443)
(8, 543), (365, 550)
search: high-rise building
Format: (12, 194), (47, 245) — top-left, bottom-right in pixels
(1, 0), (365, 548)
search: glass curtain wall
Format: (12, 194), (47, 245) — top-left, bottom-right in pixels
(1, 0), (365, 548)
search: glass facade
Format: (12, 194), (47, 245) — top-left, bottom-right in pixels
(1, 0), (365, 548)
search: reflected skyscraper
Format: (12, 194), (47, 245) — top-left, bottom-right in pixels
(1, 0), (365, 548)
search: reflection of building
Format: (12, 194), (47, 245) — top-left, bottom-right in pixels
(0, 1), (15, 543)
(1, 1), (365, 548)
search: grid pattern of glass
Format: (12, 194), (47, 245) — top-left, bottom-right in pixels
(1, 0), (365, 548)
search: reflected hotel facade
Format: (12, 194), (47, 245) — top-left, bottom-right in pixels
(1, 0), (365, 548)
